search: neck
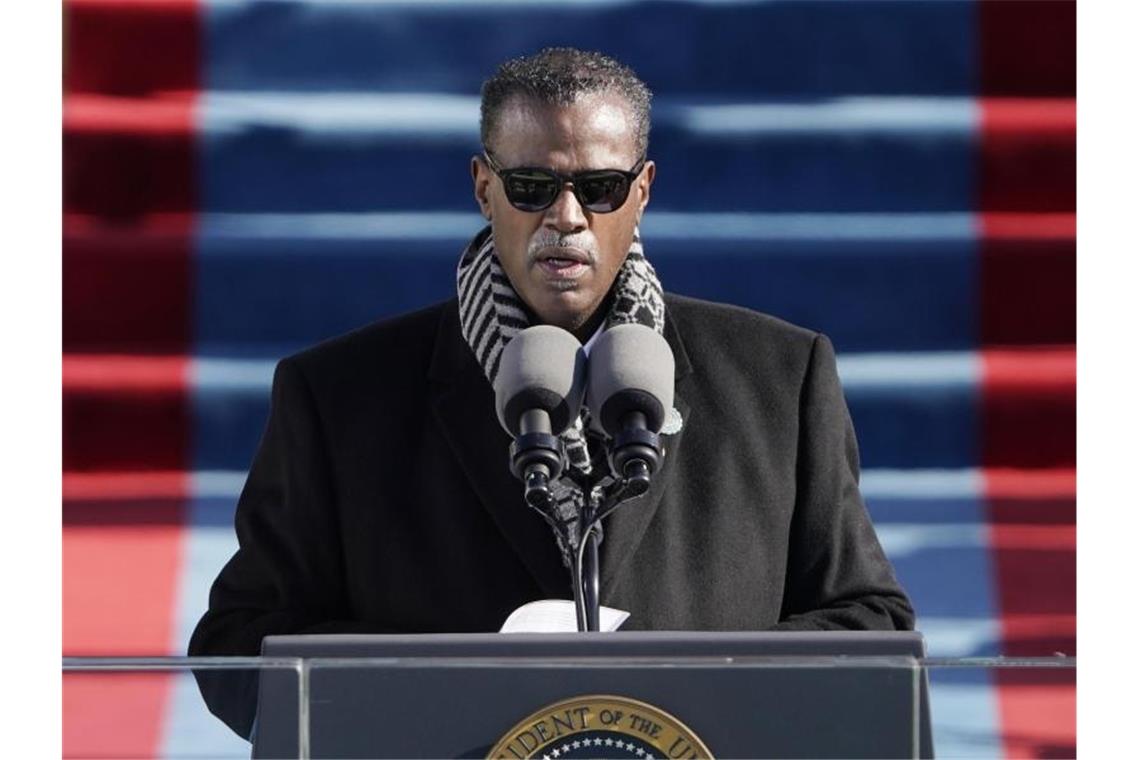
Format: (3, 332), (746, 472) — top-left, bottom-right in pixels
(570, 289), (615, 343)
(518, 292), (612, 345)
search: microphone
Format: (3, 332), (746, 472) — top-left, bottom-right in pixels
(493, 325), (587, 509)
(586, 323), (675, 495)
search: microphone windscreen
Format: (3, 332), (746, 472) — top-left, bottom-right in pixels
(587, 323), (675, 435)
(494, 325), (587, 436)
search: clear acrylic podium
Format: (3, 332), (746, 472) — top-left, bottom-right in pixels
(63, 634), (1076, 759)
(258, 631), (932, 759)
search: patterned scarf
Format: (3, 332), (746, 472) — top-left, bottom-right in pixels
(456, 225), (667, 551)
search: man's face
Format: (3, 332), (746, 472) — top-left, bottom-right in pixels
(472, 94), (655, 337)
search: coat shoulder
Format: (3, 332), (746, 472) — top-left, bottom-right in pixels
(282, 299), (454, 386)
(663, 293), (821, 367)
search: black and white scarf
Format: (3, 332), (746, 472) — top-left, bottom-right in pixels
(456, 225), (667, 549)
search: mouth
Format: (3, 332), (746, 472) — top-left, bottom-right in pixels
(533, 246), (592, 280)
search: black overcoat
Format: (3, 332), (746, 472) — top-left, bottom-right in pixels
(189, 293), (914, 738)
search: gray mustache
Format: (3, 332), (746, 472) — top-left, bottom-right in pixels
(527, 235), (598, 263)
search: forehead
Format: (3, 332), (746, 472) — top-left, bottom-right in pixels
(491, 93), (639, 170)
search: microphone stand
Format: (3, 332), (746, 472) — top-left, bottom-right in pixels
(568, 472), (652, 632)
(518, 444), (659, 633)
(580, 501), (601, 631)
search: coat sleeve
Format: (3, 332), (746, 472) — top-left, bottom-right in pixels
(770, 333), (916, 631)
(188, 357), (378, 739)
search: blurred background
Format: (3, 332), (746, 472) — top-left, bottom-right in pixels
(63, 0), (1074, 757)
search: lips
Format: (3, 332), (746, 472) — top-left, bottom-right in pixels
(534, 246), (591, 280)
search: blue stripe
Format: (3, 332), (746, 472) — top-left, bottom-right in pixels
(197, 102), (977, 213)
(192, 232), (977, 353)
(204, 0), (977, 96)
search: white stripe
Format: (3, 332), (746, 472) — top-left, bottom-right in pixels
(191, 357), (276, 392)
(859, 469), (983, 499)
(198, 212), (978, 243)
(200, 211), (484, 242)
(192, 470), (251, 499)
(916, 617), (1003, 658)
(484, 341), (505, 375)
(924, 682), (1004, 759)
(496, 301), (528, 322)
(161, 495), (251, 756)
(837, 352), (981, 388)
(161, 671), (252, 757)
(470, 298), (501, 361)
(202, 92), (480, 137)
(668, 97), (978, 135)
(874, 523), (987, 559)
(457, 258), (488, 316)
(647, 212), (976, 240)
(198, 92), (978, 137)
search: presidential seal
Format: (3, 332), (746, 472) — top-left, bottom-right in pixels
(487, 695), (713, 759)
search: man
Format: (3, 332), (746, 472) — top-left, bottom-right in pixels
(190, 48), (913, 740)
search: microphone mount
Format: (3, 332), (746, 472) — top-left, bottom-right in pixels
(508, 410), (565, 510)
(608, 410), (662, 497)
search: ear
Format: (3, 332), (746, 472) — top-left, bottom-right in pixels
(472, 156), (493, 220)
(635, 160), (655, 221)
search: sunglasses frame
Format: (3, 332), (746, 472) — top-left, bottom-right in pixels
(481, 151), (647, 214)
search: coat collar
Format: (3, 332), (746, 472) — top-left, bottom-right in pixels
(428, 297), (693, 605)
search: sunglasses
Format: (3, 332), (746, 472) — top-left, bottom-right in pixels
(482, 151), (646, 214)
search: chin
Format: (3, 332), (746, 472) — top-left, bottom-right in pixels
(532, 296), (594, 333)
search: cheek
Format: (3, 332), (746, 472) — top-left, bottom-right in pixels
(490, 212), (537, 268)
(596, 217), (638, 271)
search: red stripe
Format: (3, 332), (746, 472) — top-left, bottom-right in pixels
(980, 212), (1075, 241)
(977, 98), (1075, 213)
(63, 102), (198, 218)
(991, 670), (1077, 760)
(981, 350), (1075, 469)
(65, 93), (196, 135)
(984, 468), (1075, 499)
(63, 498), (186, 756)
(65, 1), (201, 97)
(63, 354), (189, 392)
(983, 349), (1075, 389)
(63, 1), (202, 756)
(64, 470), (191, 501)
(62, 355), (192, 471)
(64, 217), (196, 353)
(63, 503), (185, 653)
(983, 471), (1076, 759)
(978, 1), (1075, 97)
(980, 99), (1075, 135)
(64, 673), (175, 759)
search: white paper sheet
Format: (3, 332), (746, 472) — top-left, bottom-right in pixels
(499, 599), (630, 633)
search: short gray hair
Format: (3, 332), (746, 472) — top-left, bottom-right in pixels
(480, 47), (652, 159)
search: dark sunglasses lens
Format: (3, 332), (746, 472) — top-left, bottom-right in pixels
(577, 173), (631, 212)
(503, 170), (559, 211)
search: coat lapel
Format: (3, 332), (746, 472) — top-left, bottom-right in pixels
(599, 307), (693, 600)
(428, 301), (571, 599)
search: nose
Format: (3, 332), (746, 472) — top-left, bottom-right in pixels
(542, 183), (588, 234)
